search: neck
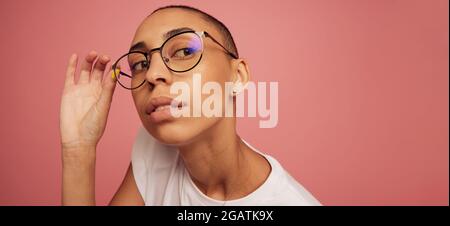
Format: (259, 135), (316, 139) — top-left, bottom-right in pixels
(177, 118), (270, 201)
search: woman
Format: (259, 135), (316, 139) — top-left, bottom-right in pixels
(59, 5), (321, 206)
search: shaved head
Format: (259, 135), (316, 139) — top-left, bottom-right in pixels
(150, 5), (239, 58)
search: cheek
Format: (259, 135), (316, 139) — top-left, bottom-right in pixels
(197, 51), (232, 82)
(196, 64), (233, 112)
(136, 55), (232, 144)
(194, 58), (231, 95)
(132, 90), (147, 116)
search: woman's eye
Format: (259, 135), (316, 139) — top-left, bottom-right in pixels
(131, 61), (149, 72)
(172, 48), (196, 59)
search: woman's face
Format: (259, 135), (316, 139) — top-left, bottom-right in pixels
(130, 9), (236, 145)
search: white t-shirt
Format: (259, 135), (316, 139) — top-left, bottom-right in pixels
(131, 127), (322, 206)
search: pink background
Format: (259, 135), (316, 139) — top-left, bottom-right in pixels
(0, 0), (448, 206)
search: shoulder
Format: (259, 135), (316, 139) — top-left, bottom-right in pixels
(263, 155), (322, 206)
(131, 127), (179, 203)
(241, 140), (321, 206)
(131, 126), (178, 165)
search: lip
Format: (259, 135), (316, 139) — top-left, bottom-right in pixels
(145, 96), (186, 123)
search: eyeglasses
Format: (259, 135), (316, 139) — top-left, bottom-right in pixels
(112, 31), (238, 90)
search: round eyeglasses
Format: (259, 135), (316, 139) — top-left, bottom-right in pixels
(112, 31), (238, 90)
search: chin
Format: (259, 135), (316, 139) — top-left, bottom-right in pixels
(142, 119), (200, 146)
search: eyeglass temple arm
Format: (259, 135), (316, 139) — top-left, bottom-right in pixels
(204, 32), (238, 59)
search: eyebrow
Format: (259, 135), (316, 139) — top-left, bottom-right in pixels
(163, 27), (195, 39)
(129, 42), (147, 52)
(129, 27), (195, 52)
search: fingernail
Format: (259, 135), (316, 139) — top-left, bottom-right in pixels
(111, 69), (120, 80)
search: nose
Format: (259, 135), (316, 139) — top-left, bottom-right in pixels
(145, 51), (173, 88)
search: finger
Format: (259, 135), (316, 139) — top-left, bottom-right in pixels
(78, 50), (98, 84)
(64, 54), (78, 87)
(91, 55), (111, 82)
(98, 68), (118, 110)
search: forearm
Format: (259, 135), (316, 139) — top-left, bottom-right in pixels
(61, 147), (96, 206)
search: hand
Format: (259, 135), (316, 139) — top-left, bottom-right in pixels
(59, 51), (117, 153)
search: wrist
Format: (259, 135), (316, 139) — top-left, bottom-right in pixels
(62, 145), (96, 166)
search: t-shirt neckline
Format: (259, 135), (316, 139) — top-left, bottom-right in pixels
(179, 140), (280, 206)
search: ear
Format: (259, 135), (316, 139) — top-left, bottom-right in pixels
(232, 59), (251, 93)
